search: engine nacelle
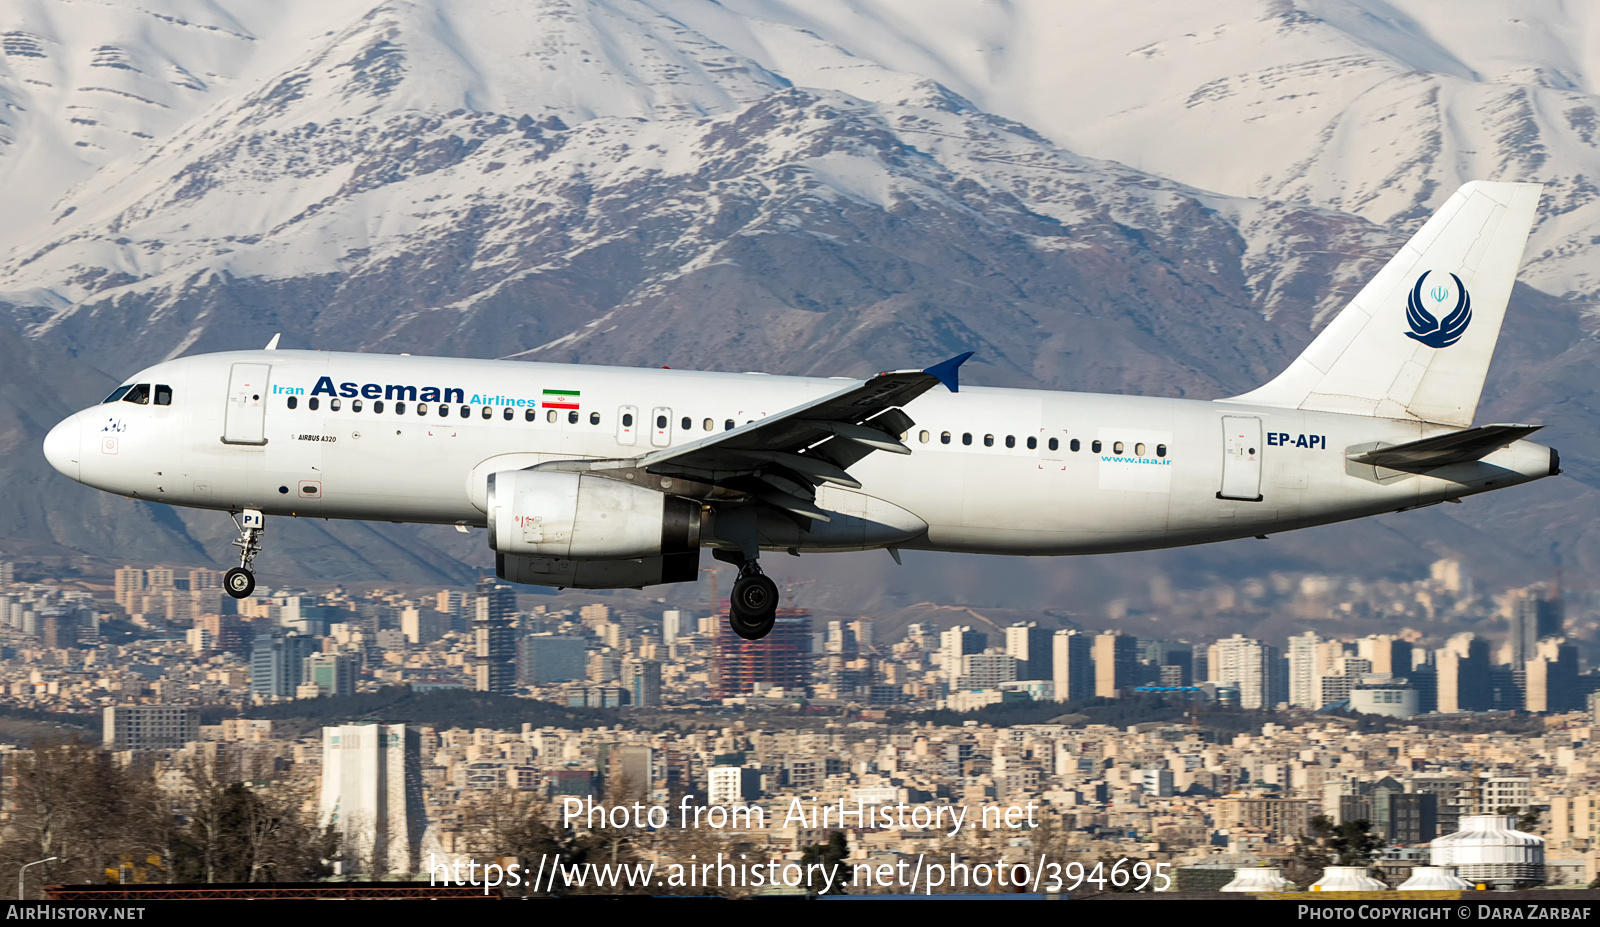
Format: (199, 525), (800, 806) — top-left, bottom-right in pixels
(486, 469), (701, 560)
(496, 551), (700, 589)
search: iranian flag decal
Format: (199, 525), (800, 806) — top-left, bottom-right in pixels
(541, 389), (580, 410)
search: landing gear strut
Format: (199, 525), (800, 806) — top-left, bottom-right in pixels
(225, 509), (264, 599)
(719, 551), (778, 640)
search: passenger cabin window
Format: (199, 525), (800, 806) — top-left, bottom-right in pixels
(154, 385), (173, 406)
(680, 416), (691, 430)
(416, 403), (427, 416)
(353, 400), (364, 412)
(919, 430), (930, 444)
(395, 402), (405, 415)
(724, 420), (734, 431)
(1048, 437), (1059, 451)
(1157, 444), (1167, 458)
(548, 410), (558, 423)
(503, 407), (513, 421)
(459, 405), (470, 418)
(1027, 437), (1037, 450)
(331, 399), (342, 411)
(941, 431), (951, 445)
(1004, 435), (1015, 448)
(1113, 441), (1124, 454)
(374, 400), (385, 414)
(703, 418), (713, 432)
(122, 384), (151, 405)
(568, 411), (578, 424)
(287, 396), (298, 410)
(1070, 439), (1080, 452)
(962, 433), (972, 446)
(1135, 442), (1146, 456)
(481, 406), (492, 420)
(103, 385), (133, 403)
(525, 409), (536, 422)
(622, 413), (634, 427)
(983, 434), (994, 447)
(308, 397), (319, 411)
(591, 413), (601, 425)
(1092, 440), (1102, 453)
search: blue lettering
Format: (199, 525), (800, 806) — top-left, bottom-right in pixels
(420, 386), (441, 402)
(385, 384), (418, 402)
(1278, 432), (1290, 445)
(361, 383), (382, 399)
(443, 387), (464, 405)
(339, 382), (359, 398)
(1267, 433), (1279, 446)
(1294, 434), (1308, 448)
(310, 377), (337, 397)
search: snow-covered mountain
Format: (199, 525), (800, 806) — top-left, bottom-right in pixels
(0, 0), (1594, 604)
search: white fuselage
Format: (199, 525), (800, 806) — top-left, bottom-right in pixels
(43, 349), (1556, 558)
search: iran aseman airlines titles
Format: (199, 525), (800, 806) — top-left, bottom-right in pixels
(43, 183), (1558, 639)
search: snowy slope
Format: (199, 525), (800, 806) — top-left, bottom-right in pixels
(662, 0), (1600, 300)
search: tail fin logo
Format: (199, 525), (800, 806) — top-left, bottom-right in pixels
(1404, 271), (1471, 348)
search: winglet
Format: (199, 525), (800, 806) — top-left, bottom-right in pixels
(924, 351), (974, 393)
(264, 333), (281, 351)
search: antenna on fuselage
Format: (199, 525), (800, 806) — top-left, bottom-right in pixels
(264, 333), (281, 350)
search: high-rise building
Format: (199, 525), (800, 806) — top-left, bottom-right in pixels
(1359, 635), (1411, 675)
(1051, 630), (1093, 703)
(623, 658), (663, 708)
(939, 626), (986, 685)
(1004, 623), (1053, 681)
(250, 630), (320, 699)
(520, 636), (587, 684)
(1437, 633), (1491, 712)
(1524, 639), (1580, 712)
(959, 653), (1018, 690)
(103, 705), (200, 751)
(1092, 631), (1138, 698)
(713, 609), (812, 697)
(1288, 632), (1321, 709)
(319, 723), (429, 874)
(302, 653), (358, 698)
(662, 610), (685, 644)
(1209, 634), (1280, 709)
(114, 567), (145, 610)
(472, 581), (517, 694)
(197, 613), (253, 657)
(707, 766), (762, 804)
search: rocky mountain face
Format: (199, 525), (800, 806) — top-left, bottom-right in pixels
(0, 0), (1594, 609)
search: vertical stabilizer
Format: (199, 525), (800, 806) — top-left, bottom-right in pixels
(1222, 182), (1541, 426)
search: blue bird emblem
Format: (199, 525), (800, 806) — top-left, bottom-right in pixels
(1404, 271), (1471, 348)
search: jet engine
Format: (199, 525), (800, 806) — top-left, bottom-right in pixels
(485, 469), (701, 560)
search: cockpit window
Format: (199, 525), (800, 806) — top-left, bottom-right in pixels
(122, 384), (151, 405)
(103, 386), (133, 404)
(154, 384), (172, 406)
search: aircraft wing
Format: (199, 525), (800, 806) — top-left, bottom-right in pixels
(1346, 423), (1542, 471)
(590, 353), (972, 521)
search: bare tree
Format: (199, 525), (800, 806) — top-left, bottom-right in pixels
(0, 739), (172, 897)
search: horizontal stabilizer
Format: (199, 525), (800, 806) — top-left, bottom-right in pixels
(1346, 424), (1541, 471)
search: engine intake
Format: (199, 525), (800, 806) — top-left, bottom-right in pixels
(486, 469), (700, 560)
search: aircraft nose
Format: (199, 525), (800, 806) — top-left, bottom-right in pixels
(43, 414), (81, 482)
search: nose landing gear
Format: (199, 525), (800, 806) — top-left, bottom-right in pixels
(224, 509), (264, 599)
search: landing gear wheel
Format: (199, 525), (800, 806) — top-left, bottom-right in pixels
(227, 509), (265, 599)
(729, 572), (778, 640)
(223, 567), (256, 599)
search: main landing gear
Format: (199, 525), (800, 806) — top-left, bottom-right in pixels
(716, 550), (778, 640)
(224, 509), (264, 599)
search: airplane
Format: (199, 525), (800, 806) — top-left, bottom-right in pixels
(42, 181), (1557, 640)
